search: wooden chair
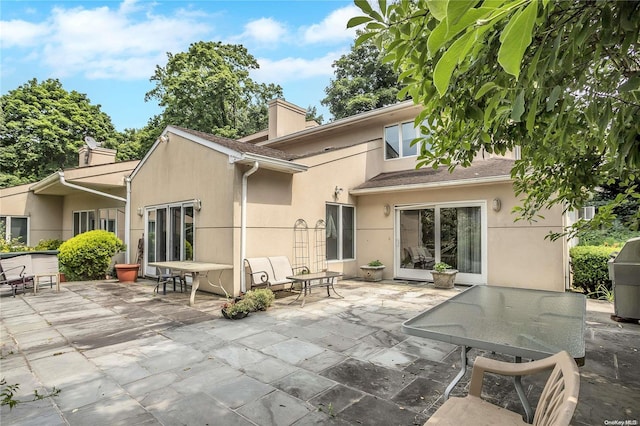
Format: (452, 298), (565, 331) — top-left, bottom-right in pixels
(425, 351), (580, 426)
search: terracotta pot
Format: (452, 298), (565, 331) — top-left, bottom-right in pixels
(115, 264), (140, 282)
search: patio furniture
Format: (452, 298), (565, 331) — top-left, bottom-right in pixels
(149, 261), (233, 306)
(286, 271), (344, 307)
(405, 246), (435, 269)
(0, 251), (60, 295)
(403, 285), (586, 423)
(424, 350), (580, 426)
(154, 267), (184, 295)
(244, 256), (309, 289)
(0, 255), (34, 296)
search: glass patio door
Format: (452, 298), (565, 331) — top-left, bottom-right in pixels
(396, 203), (486, 284)
(144, 203), (195, 275)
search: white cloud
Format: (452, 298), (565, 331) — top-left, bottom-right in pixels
(0, 20), (50, 48)
(239, 17), (287, 45)
(252, 49), (347, 84)
(302, 5), (359, 44)
(2, 1), (212, 80)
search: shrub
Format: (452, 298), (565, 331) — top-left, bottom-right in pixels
(569, 245), (618, 295)
(243, 288), (275, 311)
(34, 239), (63, 251)
(58, 230), (125, 281)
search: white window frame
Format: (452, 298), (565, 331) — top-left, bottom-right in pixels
(326, 203), (356, 262)
(1, 216), (30, 245)
(73, 210), (97, 236)
(394, 201), (488, 285)
(384, 120), (433, 161)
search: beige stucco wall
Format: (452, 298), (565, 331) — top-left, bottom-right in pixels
(355, 181), (566, 291)
(0, 184), (63, 245)
(130, 133), (237, 295)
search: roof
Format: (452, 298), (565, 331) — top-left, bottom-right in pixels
(351, 158), (515, 194)
(172, 126), (294, 161)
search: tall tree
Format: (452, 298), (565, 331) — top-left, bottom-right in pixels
(0, 78), (120, 187)
(323, 32), (404, 120)
(350, 0), (640, 235)
(145, 41), (283, 139)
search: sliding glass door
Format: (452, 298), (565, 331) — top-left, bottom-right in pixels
(144, 202), (195, 275)
(396, 202), (486, 284)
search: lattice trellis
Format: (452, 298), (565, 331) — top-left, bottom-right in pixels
(293, 219), (309, 271)
(314, 219), (327, 272)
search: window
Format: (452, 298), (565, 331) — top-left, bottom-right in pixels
(1, 216), (29, 245)
(384, 120), (433, 160)
(73, 210), (96, 236)
(145, 202), (196, 275)
(326, 204), (355, 261)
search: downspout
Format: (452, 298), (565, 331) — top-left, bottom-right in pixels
(240, 162), (259, 293)
(125, 177), (131, 262)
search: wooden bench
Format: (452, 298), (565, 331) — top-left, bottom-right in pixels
(244, 256), (309, 290)
(424, 351), (580, 426)
(0, 251), (60, 296)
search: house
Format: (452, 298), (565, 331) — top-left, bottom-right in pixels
(1, 99), (569, 296)
(0, 146), (138, 260)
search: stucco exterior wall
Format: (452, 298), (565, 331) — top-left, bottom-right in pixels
(130, 133), (237, 295)
(355, 181), (566, 291)
(0, 184), (63, 244)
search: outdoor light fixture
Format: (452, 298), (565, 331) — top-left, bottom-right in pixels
(159, 134), (169, 143)
(137, 207), (144, 216)
(383, 204), (391, 216)
(492, 198), (502, 212)
(334, 186), (343, 199)
(193, 199), (202, 211)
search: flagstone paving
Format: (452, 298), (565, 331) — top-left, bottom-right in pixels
(1, 279), (638, 425)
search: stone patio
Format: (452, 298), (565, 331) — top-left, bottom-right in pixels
(1, 279), (638, 425)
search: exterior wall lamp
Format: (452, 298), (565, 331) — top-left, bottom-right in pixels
(193, 199), (202, 211)
(492, 198), (502, 212)
(137, 207), (144, 216)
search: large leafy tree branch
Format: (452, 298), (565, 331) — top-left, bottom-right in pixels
(145, 41), (283, 139)
(350, 0), (640, 237)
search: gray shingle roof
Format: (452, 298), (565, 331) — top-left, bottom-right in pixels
(172, 126), (294, 161)
(353, 158), (515, 190)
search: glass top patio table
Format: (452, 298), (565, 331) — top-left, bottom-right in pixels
(402, 285), (586, 422)
(402, 285), (586, 360)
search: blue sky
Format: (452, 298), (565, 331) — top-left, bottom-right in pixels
(1, 0), (359, 131)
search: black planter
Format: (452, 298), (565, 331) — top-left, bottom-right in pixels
(221, 309), (249, 320)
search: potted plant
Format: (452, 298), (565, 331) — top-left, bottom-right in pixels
(360, 259), (385, 282)
(221, 298), (253, 320)
(114, 263), (140, 282)
(431, 262), (458, 289)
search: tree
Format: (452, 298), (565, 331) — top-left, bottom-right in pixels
(322, 31), (404, 120)
(305, 106), (324, 124)
(350, 0), (640, 236)
(145, 41), (283, 139)
(0, 78), (120, 187)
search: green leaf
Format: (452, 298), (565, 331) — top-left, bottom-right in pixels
(355, 31), (377, 46)
(618, 76), (640, 92)
(474, 82), (498, 100)
(498, 0), (539, 79)
(546, 85), (561, 112)
(526, 93), (540, 134)
(355, 0), (374, 15)
(426, 0), (448, 21)
(378, 0), (387, 16)
(433, 30), (475, 96)
(347, 16), (373, 28)
(511, 90), (525, 122)
(446, 0), (476, 26)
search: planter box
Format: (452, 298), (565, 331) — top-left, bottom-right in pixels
(361, 265), (385, 282)
(431, 270), (458, 289)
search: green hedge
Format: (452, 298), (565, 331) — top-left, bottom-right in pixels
(570, 245), (618, 295)
(58, 230), (125, 281)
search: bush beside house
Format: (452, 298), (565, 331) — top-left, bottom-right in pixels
(58, 230), (125, 281)
(570, 245), (619, 295)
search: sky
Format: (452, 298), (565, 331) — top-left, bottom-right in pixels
(0, 0), (360, 131)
